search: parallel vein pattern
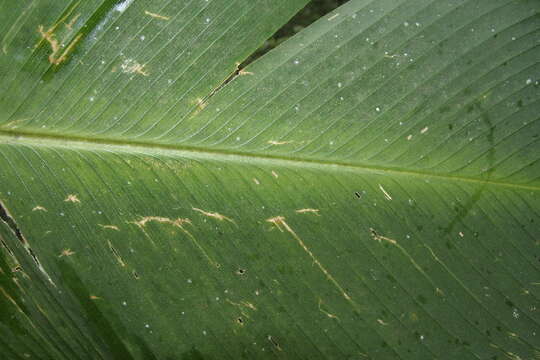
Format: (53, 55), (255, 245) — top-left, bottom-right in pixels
(0, 0), (539, 359)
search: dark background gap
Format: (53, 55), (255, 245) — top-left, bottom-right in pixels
(243, 0), (349, 65)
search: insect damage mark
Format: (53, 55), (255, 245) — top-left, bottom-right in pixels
(144, 10), (170, 20)
(107, 240), (126, 267)
(192, 62), (254, 112)
(192, 208), (235, 225)
(0, 199), (56, 287)
(267, 140), (292, 145)
(378, 184), (392, 201)
(131, 216), (191, 230)
(130, 216), (219, 268)
(98, 224), (119, 231)
(58, 249), (75, 257)
(370, 228), (397, 245)
(120, 58), (149, 76)
(64, 13), (81, 31)
(37, 24), (82, 66)
(295, 208), (320, 216)
(226, 298), (257, 319)
(267, 216), (355, 305)
(318, 298), (339, 320)
(370, 228), (429, 280)
(0, 286), (25, 314)
(2, 0), (37, 54)
(267, 335), (282, 352)
(64, 194), (80, 203)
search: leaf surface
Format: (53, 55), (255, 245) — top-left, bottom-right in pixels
(0, 0), (539, 359)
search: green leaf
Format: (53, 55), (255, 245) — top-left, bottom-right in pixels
(1, 0), (539, 359)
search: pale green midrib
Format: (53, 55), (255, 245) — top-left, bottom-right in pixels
(0, 128), (538, 191)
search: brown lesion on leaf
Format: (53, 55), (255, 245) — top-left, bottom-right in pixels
(64, 194), (80, 203)
(295, 208), (320, 216)
(192, 208), (235, 225)
(144, 10), (170, 20)
(89, 295), (102, 300)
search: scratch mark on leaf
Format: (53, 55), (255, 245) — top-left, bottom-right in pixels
(267, 335), (282, 351)
(192, 208), (235, 225)
(253, 178), (260, 185)
(271, 170), (279, 178)
(370, 228), (429, 280)
(58, 249), (75, 257)
(0, 199), (56, 287)
(267, 140), (292, 145)
(267, 216), (355, 304)
(318, 298), (339, 320)
(99, 224), (119, 231)
(377, 319), (389, 326)
(32, 206), (47, 212)
(378, 184), (392, 200)
(420, 126), (429, 134)
(130, 216), (219, 268)
(370, 228), (397, 245)
(295, 208), (320, 216)
(2, 2), (37, 54)
(226, 298), (257, 318)
(108, 240), (126, 267)
(328, 13), (340, 21)
(144, 10), (170, 20)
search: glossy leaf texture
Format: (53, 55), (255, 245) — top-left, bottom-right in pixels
(0, 0), (539, 359)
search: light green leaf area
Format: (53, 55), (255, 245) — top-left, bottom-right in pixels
(0, 0), (538, 359)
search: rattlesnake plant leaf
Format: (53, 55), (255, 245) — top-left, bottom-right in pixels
(0, 0), (539, 359)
